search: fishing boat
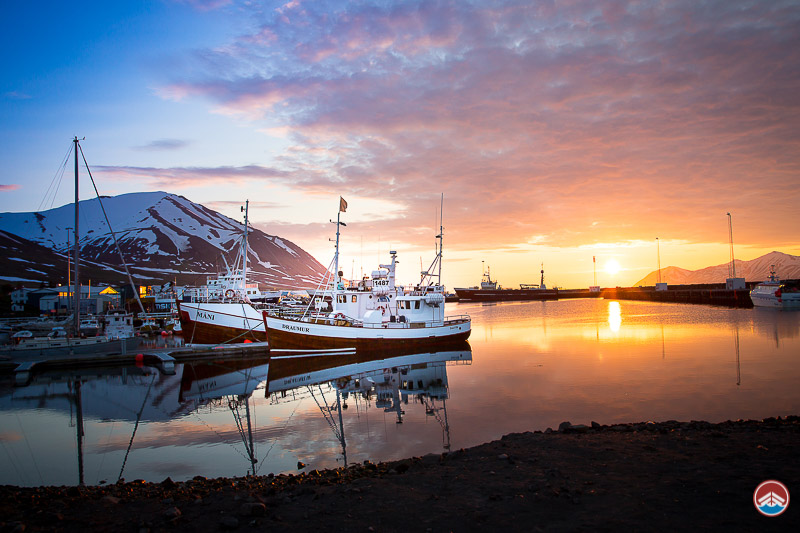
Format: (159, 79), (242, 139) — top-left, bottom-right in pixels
(455, 263), (559, 302)
(263, 197), (471, 350)
(750, 265), (800, 309)
(177, 200), (270, 344)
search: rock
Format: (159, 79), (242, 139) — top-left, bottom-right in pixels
(163, 507), (182, 520)
(591, 421), (601, 429)
(220, 516), (239, 530)
(498, 453), (509, 460)
(101, 495), (121, 505)
(160, 477), (177, 488)
(240, 502), (266, 516)
(558, 421), (572, 432)
(297, 461), (306, 469)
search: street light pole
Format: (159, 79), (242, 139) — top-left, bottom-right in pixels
(66, 227), (72, 315)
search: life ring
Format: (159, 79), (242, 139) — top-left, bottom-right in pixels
(381, 307), (386, 315)
(334, 313), (346, 321)
(225, 289), (235, 299)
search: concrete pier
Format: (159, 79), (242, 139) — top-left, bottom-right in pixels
(600, 285), (753, 308)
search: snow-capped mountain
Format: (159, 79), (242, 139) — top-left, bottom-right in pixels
(635, 251), (800, 286)
(0, 192), (327, 289)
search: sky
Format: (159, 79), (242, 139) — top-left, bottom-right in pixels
(1, 0), (799, 289)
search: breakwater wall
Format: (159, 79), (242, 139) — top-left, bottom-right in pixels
(600, 286), (753, 308)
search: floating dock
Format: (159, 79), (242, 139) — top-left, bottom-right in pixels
(2, 341), (272, 386)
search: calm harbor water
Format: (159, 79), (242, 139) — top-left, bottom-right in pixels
(1, 298), (798, 487)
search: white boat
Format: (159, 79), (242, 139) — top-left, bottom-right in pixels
(1, 330), (140, 358)
(177, 200), (274, 344)
(103, 309), (136, 339)
(263, 197), (471, 350)
(750, 265), (800, 309)
(178, 300), (267, 344)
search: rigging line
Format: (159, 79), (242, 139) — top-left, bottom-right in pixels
(14, 411), (44, 485)
(37, 142), (73, 213)
(118, 374), (156, 482)
(189, 407), (251, 463)
(96, 418), (117, 482)
(302, 253), (337, 319)
(255, 397), (303, 474)
(78, 144), (146, 315)
(0, 438), (27, 485)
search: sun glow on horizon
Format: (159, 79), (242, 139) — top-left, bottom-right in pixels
(605, 259), (621, 276)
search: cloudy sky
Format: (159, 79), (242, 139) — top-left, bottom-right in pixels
(1, 0), (798, 288)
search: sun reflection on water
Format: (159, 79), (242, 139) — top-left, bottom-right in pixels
(607, 301), (621, 332)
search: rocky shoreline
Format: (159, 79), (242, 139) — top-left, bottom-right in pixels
(2, 417), (798, 532)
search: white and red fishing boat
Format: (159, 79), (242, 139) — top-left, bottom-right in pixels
(263, 197), (471, 350)
(177, 200), (270, 344)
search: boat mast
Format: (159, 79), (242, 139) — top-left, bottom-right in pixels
(333, 197), (347, 289)
(241, 200), (249, 297)
(437, 193), (443, 285)
(420, 194), (444, 287)
(73, 137), (80, 336)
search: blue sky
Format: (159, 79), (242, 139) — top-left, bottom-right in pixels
(2, 1), (799, 288)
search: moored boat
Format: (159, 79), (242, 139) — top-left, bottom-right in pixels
(455, 263), (558, 302)
(176, 200), (272, 344)
(263, 197), (471, 350)
(178, 301), (267, 344)
(750, 265), (800, 309)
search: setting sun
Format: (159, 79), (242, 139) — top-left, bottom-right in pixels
(605, 259), (621, 276)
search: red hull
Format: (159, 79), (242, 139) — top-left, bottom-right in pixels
(179, 310), (268, 344)
(266, 326), (470, 350)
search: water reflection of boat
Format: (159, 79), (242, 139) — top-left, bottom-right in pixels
(267, 343), (472, 462)
(0, 342), (471, 485)
(750, 265), (800, 309)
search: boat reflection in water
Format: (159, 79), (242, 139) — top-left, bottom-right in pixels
(0, 343), (472, 486)
(267, 342), (472, 464)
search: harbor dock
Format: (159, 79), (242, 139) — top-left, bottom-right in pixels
(1, 341), (271, 386)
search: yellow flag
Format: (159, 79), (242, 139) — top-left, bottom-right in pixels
(339, 196), (348, 212)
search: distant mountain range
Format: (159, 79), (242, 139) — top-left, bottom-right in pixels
(635, 251), (800, 286)
(0, 191), (328, 289)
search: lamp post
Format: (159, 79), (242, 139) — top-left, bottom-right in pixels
(656, 237), (661, 284)
(66, 227), (72, 315)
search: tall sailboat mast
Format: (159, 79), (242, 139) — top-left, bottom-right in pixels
(73, 137), (80, 335)
(242, 200), (249, 297)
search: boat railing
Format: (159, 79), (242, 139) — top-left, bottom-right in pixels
(266, 308), (470, 328)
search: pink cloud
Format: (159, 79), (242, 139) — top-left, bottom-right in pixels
(157, 0), (800, 251)
(0, 184), (21, 191)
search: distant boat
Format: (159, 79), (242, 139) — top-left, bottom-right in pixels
(750, 265), (800, 309)
(1, 329), (140, 358)
(455, 264), (559, 302)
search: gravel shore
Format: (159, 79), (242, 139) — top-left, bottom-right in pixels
(2, 417), (798, 532)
